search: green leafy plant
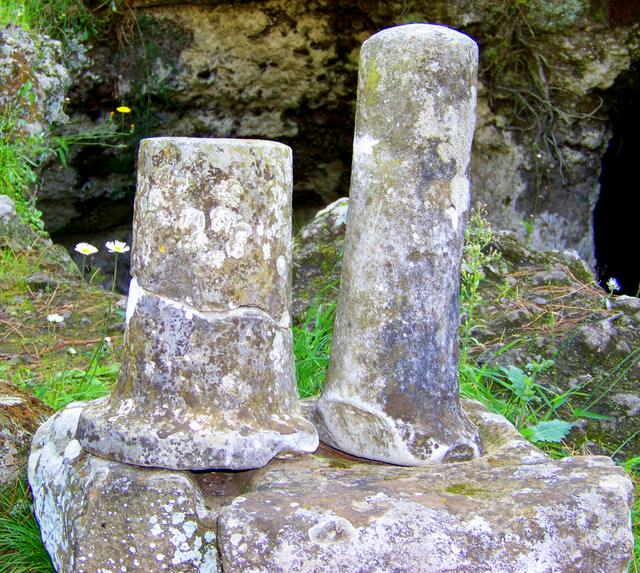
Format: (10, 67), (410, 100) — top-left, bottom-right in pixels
(0, 0), (100, 48)
(459, 208), (503, 363)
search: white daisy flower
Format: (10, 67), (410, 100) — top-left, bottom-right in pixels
(74, 242), (98, 256)
(105, 240), (130, 254)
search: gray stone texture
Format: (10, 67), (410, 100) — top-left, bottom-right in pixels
(0, 26), (70, 136)
(0, 381), (53, 485)
(292, 197), (348, 321)
(132, 138), (293, 322)
(29, 398), (635, 573)
(314, 25), (483, 465)
(76, 138), (318, 470)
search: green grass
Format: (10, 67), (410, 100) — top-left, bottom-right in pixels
(0, 480), (54, 573)
(293, 287), (337, 399)
(0, 0), (99, 45)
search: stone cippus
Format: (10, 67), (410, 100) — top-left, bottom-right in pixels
(27, 24), (635, 573)
(313, 24), (484, 466)
(75, 137), (319, 471)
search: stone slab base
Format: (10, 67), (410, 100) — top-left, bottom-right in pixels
(28, 399), (634, 573)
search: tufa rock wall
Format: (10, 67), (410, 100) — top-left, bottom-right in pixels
(34, 0), (640, 269)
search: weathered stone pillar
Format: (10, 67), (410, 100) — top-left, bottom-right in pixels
(313, 25), (483, 465)
(77, 137), (318, 470)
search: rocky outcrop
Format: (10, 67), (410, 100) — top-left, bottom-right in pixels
(469, 231), (640, 460)
(29, 398), (635, 572)
(32, 0), (639, 275)
(0, 25), (70, 136)
(0, 382), (53, 485)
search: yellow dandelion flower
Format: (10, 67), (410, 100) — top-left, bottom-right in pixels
(116, 105), (132, 114)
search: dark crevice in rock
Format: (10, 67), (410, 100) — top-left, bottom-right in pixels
(594, 58), (640, 296)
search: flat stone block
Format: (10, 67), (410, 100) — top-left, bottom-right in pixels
(30, 400), (634, 573)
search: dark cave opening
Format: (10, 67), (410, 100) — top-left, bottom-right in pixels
(593, 59), (640, 297)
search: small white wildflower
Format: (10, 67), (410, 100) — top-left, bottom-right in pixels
(103, 336), (113, 349)
(46, 313), (65, 324)
(606, 277), (621, 293)
(105, 240), (130, 254)
(67, 347), (77, 356)
(74, 242), (98, 256)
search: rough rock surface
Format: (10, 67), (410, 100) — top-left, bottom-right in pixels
(30, 398), (634, 572)
(0, 25), (70, 136)
(0, 194), (77, 272)
(77, 138), (318, 470)
(0, 382), (53, 485)
(132, 138), (294, 322)
(36, 1), (640, 270)
(314, 24), (482, 466)
(292, 197), (347, 321)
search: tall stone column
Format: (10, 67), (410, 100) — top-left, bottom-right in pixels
(77, 138), (318, 470)
(313, 25), (483, 465)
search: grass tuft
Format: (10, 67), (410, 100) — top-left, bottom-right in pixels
(0, 479), (53, 573)
(293, 286), (337, 399)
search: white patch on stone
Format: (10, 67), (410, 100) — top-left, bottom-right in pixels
(63, 440), (82, 462)
(169, 526), (187, 546)
(171, 512), (186, 525)
(262, 243), (271, 260)
(183, 521), (197, 538)
(466, 515), (493, 535)
(125, 277), (143, 325)
(225, 222), (253, 258)
(276, 255), (287, 278)
(210, 250), (226, 269)
(308, 516), (358, 545)
(200, 547), (219, 573)
(230, 533), (243, 546)
(269, 331), (285, 374)
(150, 523), (163, 536)
(277, 311), (291, 329)
(447, 176), (470, 231)
(209, 206), (239, 233)
(598, 473), (633, 495)
(354, 134), (378, 156)
(177, 206), (206, 237)
(204, 531), (216, 543)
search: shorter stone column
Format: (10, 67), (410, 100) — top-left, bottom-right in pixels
(313, 24), (483, 465)
(77, 137), (318, 470)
